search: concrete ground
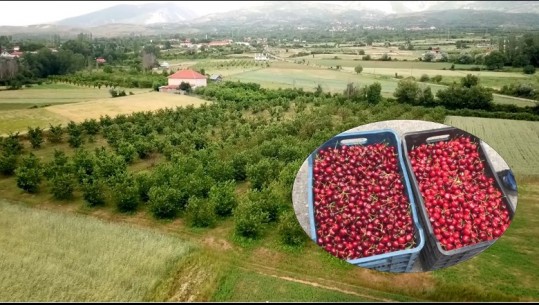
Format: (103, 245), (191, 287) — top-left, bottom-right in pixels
(291, 120), (519, 273)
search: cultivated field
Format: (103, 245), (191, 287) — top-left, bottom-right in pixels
(46, 92), (210, 123)
(0, 83), (149, 111)
(0, 200), (191, 302)
(0, 92), (209, 135)
(445, 116), (539, 177)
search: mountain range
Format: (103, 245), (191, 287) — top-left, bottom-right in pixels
(2, 1), (539, 37)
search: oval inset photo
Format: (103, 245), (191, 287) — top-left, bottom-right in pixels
(292, 120), (518, 273)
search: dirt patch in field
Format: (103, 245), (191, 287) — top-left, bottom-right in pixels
(251, 247), (286, 265)
(203, 236), (232, 251)
(352, 267), (435, 295)
(46, 92), (209, 123)
(167, 261), (212, 302)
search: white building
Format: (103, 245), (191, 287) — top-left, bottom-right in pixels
(254, 53), (268, 61)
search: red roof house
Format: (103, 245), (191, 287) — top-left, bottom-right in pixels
(168, 69), (206, 80)
(161, 69), (207, 91)
(96, 57), (106, 63)
(10, 51), (23, 58)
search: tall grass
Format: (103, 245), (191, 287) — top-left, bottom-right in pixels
(0, 200), (191, 302)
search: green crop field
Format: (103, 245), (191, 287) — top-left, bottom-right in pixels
(445, 116), (539, 177)
(227, 62), (534, 107)
(0, 200), (191, 302)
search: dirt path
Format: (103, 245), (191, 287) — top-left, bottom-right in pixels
(237, 265), (392, 302)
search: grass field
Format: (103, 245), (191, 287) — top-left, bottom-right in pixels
(445, 116), (539, 177)
(227, 62), (535, 107)
(212, 269), (376, 302)
(0, 92), (209, 135)
(0, 83), (150, 111)
(0, 108), (67, 136)
(0, 200), (191, 302)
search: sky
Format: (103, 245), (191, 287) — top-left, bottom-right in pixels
(0, 1), (262, 26)
(0, 1), (415, 26)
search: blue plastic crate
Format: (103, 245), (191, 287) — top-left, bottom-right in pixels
(307, 129), (425, 273)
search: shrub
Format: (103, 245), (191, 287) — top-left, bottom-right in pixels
(460, 74), (479, 88)
(432, 75), (443, 83)
(233, 198), (268, 239)
(231, 152), (248, 181)
(82, 119), (100, 135)
(47, 124), (63, 144)
(94, 148), (127, 182)
(394, 78), (420, 105)
(82, 179), (106, 207)
(113, 175), (140, 213)
(0, 152), (17, 176)
(354, 65), (363, 74)
(2, 132), (22, 155)
(43, 149), (72, 180)
(246, 158), (279, 190)
(209, 180), (237, 217)
(362, 54), (371, 61)
(148, 186), (183, 219)
(186, 197), (217, 228)
(135, 171), (153, 203)
(366, 82), (382, 104)
(50, 173), (75, 200)
(278, 211), (308, 247)
(523, 65), (536, 74)
(419, 74), (430, 82)
(247, 188), (281, 223)
(15, 153), (42, 193)
(73, 149), (95, 184)
(134, 138), (153, 159)
(67, 121), (84, 148)
(419, 87), (435, 106)
(27, 126), (44, 149)
(116, 141), (137, 164)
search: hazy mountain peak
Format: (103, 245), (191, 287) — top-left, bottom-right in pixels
(55, 2), (198, 27)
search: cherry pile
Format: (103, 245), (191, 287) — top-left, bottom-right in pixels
(313, 143), (416, 260)
(409, 136), (511, 251)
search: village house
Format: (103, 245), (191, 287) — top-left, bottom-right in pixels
(159, 61), (170, 69)
(209, 74), (222, 82)
(10, 51), (23, 58)
(159, 69), (207, 93)
(208, 40), (232, 47)
(0, 51), (14, 58)
(254, 53), (269, 61)
(422, 47), (446, 61)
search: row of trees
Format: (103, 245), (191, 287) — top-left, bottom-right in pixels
(394, 74), (494, 110)
(49, 70), (167, 89)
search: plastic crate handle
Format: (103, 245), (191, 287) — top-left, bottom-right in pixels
(426, 134), (450, 144)
(340, 138), (368, 146)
